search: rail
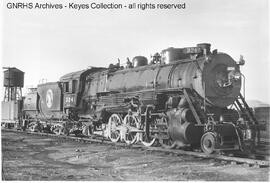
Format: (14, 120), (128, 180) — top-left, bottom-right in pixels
(2, 128), (269, 168)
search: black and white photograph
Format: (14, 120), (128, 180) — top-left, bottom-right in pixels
(1, 0), (269, 181)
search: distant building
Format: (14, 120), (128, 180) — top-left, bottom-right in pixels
(247, 100), (270, 141)
(247, 100), (269, 124)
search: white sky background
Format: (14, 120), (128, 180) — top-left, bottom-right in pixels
(1, 0), (269, 104)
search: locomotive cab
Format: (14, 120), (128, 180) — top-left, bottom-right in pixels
(59, 67), (106, 119)
(60, 70), (84, 110)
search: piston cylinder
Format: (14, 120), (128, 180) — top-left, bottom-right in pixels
(167, 109), (203, 146)
(178, 107), (195, 123)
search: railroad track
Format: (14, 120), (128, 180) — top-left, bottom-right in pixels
(2, 128), (269, 168)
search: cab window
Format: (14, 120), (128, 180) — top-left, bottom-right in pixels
(63, 82), (69, 93)
(72, 80), (78, 93)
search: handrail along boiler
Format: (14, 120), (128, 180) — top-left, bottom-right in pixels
(16, 43), (259, 154)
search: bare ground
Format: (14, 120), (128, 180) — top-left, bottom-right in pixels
(1, 130), (270, 181)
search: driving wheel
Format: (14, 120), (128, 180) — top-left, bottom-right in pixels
(123, 114), (139, 145)
(108, 114), (122, 143)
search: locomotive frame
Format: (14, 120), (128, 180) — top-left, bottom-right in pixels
(3, 43), (260, 155)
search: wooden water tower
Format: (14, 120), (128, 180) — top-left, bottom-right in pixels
(2, 67), (24, 126)
(3, 67), (24, 101)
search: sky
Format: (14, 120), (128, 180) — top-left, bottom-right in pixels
(1, 0), (269, 104)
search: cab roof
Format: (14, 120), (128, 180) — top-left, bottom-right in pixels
(59, 67), (106, 82)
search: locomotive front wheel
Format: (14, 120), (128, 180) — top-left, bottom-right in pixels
(200, 132), (216, 154)
(123, 114), (139, 145)
(108, 114), (122, 143)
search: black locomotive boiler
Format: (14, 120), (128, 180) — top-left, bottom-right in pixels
(19, 43), (259, 154)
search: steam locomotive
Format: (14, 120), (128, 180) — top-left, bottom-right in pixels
(11, 43), (260, 154)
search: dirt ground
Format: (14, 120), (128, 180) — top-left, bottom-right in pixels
(1, 130), (270, 181)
